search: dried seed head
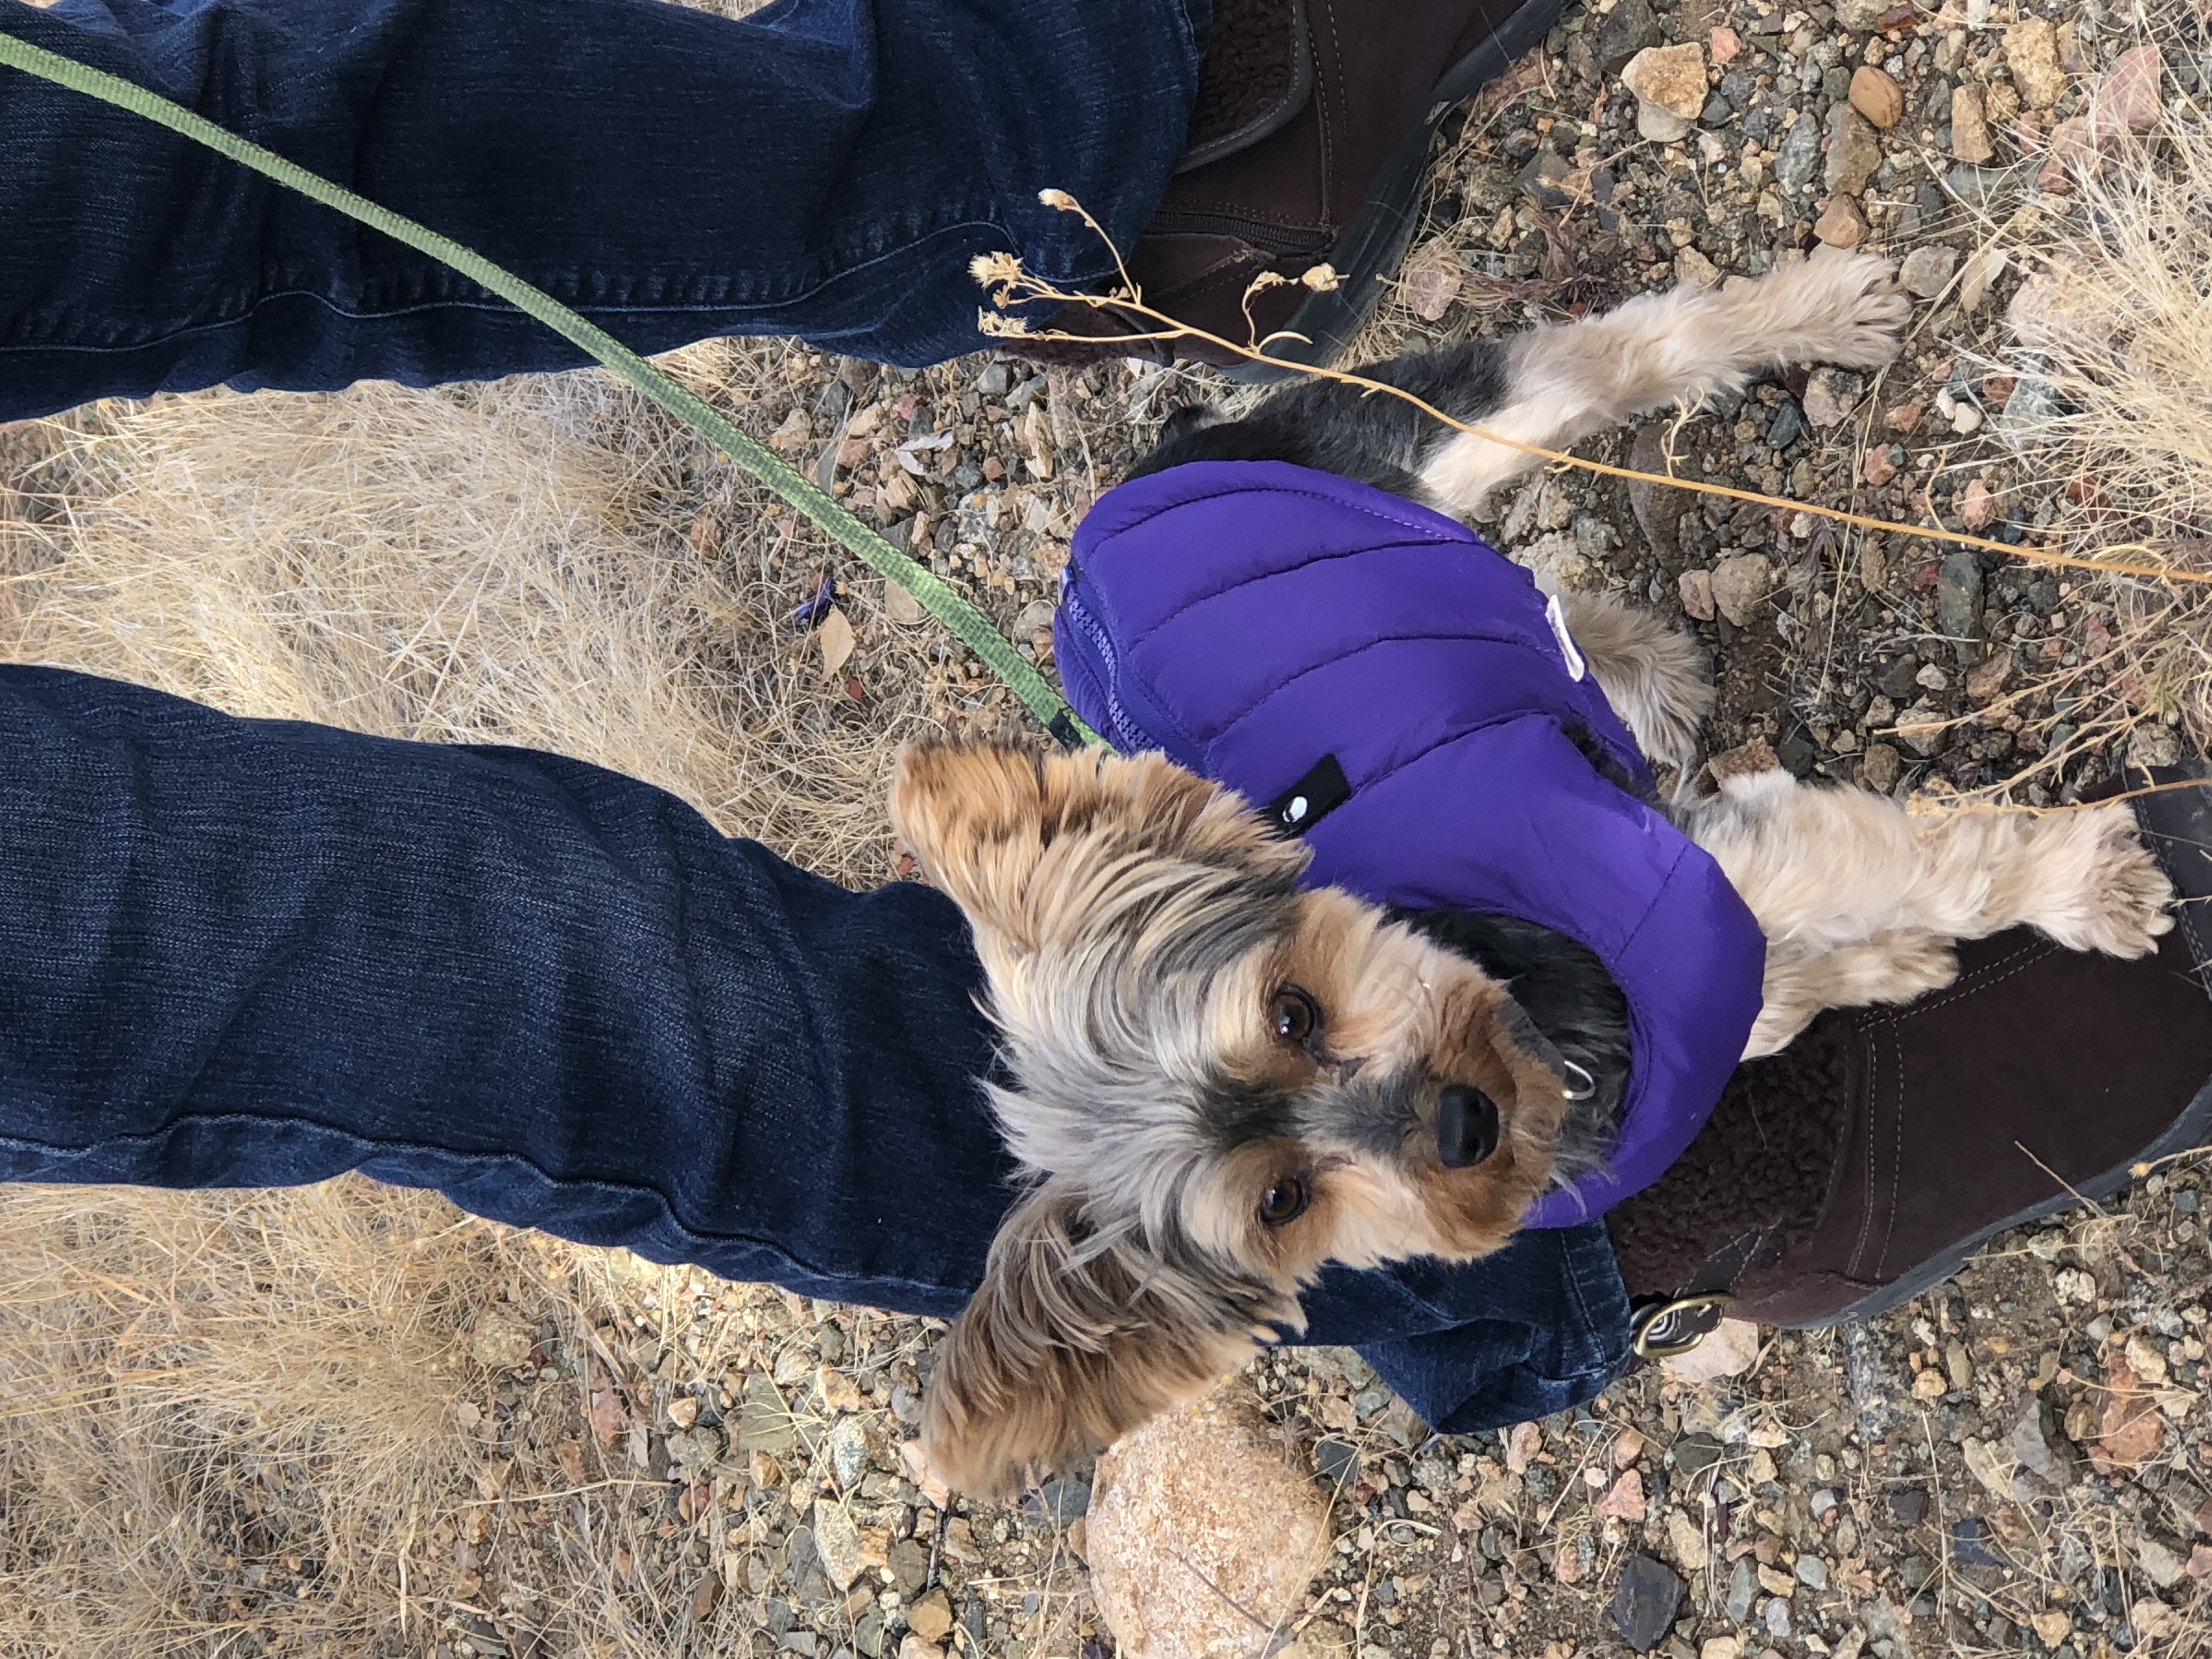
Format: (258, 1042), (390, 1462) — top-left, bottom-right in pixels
(970, 252), (1026, 290)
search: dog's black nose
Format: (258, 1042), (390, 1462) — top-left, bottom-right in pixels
(1436, 1085), (1500, 1168)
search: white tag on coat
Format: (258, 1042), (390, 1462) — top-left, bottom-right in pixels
(1544, 592), (1588, 682)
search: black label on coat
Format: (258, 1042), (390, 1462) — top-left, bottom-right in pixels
(1262, 754), (1352, 838)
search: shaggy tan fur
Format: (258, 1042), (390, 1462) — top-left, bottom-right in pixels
(890, 744), (1577, 1493)
(1677, 770), (2173, 1056)
(896, 250), (2175, 1493)
(1416, 250), (1911, 514)
(1554, 590), (1715, 773)
(1561, 576), (2174, 1057)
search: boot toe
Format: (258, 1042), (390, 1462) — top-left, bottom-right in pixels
(1020, 0), (1573, 369)
(1618, 764), (2212, 1333)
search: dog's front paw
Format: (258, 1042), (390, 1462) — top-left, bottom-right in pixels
(2035, 805), (2177, 957)
(2079, 825), (2177, 958)
(1740, 249), (1911, 372)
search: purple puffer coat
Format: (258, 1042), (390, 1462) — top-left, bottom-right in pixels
(1052, 460), (1767, 1225)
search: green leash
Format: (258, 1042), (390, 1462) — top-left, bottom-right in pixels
(0, 28), (1098, 749)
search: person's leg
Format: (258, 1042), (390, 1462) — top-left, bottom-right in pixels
(0, 661), (1019, 1314)
(0, 660), (1615, 1395)
(1299, 1222), (1634, 1433)
(0, 0), (1206, 417)
(0, 657), (1639, 1451)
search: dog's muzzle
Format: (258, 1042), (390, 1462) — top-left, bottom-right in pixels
(1436, 1085), (1500, 1167)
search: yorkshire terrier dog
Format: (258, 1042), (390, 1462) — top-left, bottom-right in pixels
(891, 250), (2175, 1494)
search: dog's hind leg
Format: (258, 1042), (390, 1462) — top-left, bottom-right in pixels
(1553, 591), (1713, 772)
(1418, 250), (1910, 515)
(1745, 930), (1962, 1057)
(1905, 798), (2177, 959)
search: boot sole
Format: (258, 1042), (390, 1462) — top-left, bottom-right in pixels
(1222, 0), (1573, 383)
(1785, 764), (2212, 1330)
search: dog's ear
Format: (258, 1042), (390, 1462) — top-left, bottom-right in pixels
(888, 742), (1307, 950)
(918, 1177), (1294, 1498)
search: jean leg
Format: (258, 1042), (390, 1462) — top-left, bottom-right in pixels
(0, 664), (1023, 1318)
(0, 0), (1206, 416)
(1299, 1223), (1635, 1433)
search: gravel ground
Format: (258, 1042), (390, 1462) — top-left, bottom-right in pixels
(427, 1163), (2212, 1659)
(539, 4), (2209, 1656)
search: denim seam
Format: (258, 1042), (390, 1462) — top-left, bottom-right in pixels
(0, 1116), (968, 1300)
(0, 215), (1024, 356)
(1560, 1230), (1629, 1376)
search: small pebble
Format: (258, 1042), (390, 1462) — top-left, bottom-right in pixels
(1848, 65), (1904, 128)
(1899, 245), (1959, 298)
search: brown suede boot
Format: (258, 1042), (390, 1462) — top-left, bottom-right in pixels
(1607, 766), (2212, 1353)
(1029, 0), (1569, 373)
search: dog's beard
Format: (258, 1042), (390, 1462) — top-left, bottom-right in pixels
(1391, 906), (1632, 1190)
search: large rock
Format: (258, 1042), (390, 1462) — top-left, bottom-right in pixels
(1774, 111), (1823, 189)
(1814, 194), (1869, 248)
(2090, 43), (2163, 139)
(469, 1306), (536, 1370)
(1708, 555), (1770, 627)
(1611, 1554), (1685, 1653)
(1623, 44), (1710, 120)
(1086, 1384), (1332, 1658)
(2005, 19), (2066, 109)
(1679, 568), (1716, 622)
(1661, 1317), (1762, 1382)
(1825, 105), (1883, 194)
(1849, 65), (1904, 128)
(1899, 245), (1958, 299)
(1936, 550), (1983, 643)
(1594, 0), (1662, 74)
(1951, 83), (1995, 163)
(812, 1499), (866, 1592)
(1803, 368), (1865, 428)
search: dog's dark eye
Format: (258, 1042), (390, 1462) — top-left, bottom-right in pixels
(1259, 1174), (1310, 1227)
(1270, 987), (1319, 1046)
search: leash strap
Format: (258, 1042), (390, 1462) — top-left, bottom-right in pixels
(0, 28), (1099, 752)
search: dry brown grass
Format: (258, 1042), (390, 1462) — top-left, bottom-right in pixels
(0, 1171), (910, 1658)
(0, 351), (991, 1656)
(1991, 69), (2212, 772)
(0, 1178), (509, 1656)
(1, 349), (941, 886)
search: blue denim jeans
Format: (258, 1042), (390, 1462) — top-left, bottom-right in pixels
(0, 665), (1632, 1431)
(0, 0), (1206, 417)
